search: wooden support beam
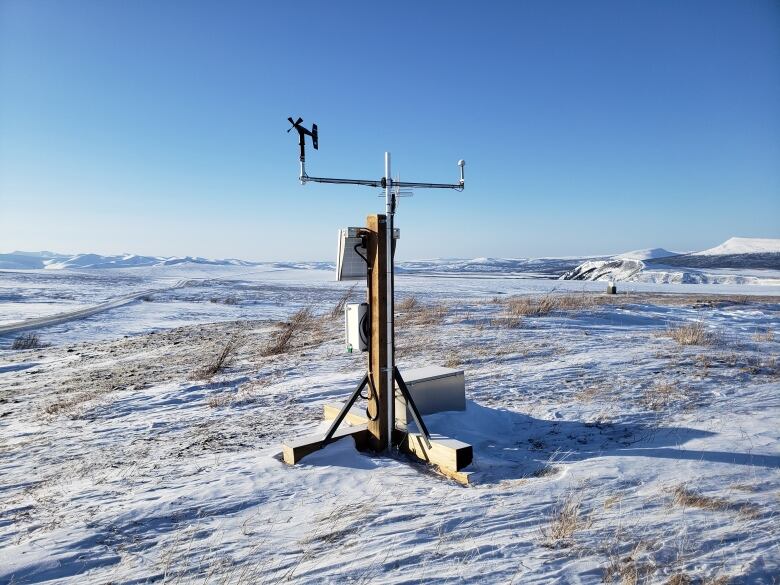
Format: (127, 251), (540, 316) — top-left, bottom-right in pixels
(366, 214), (390, 451)
(281, 424), (370, 465)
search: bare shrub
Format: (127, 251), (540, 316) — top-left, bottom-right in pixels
(12, 332), (46, 350)
(663, 322), (715, 346)
(260, 307), (313, 356)
(331, 284), (357, 318)
(193, 333), (244, 379)
(540, 490), (589, 547)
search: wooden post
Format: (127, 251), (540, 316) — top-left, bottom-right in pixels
(366, 214), (389, 451)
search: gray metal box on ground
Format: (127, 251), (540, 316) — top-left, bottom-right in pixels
(395, 366), (465, 430)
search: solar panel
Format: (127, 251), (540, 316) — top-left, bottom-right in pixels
(336, 227), (400, 281)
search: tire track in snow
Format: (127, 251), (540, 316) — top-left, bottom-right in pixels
(0, 279), (192, 336)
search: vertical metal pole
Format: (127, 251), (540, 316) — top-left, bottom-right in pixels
(384, 152), (394, 451)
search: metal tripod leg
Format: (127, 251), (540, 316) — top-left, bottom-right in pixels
(393, 366), (432, 450)
(323, 374), (368, 444)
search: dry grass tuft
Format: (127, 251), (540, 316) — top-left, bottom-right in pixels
(506, 295), (558, 317)
(192, 333), (244, 379)
(260, 307), (313, 356)
(575, 385), (606, 403)
(417, 303), (447, 324)
(504, 293), (607, 318)
(662, 321), (715, 346)
(752, 329), (774, 343)
(12, 332), (46, 350)
(602, 541), (655, 585)
(331, 284), (357, 319)
(44, 389), (104, 416)
(672, 485), (729, 511)
(397, 296), (419, 312)
(398, 301), (447, 326)
(444, 351), (463, 369)
(206, 392), (235, 408)
(702, 577), (730, 585)
(640, 380), (679, 411)
(665, 574), (692, 585)
(540, 490), (590, 547)
(671, 484), (759, 518)
(491, 315), (523, 329)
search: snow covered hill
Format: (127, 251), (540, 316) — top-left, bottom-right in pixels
(652, 237), (780, 271)
(692, 236), (780, 256)
(615, 248), (680, 261)
(560, 258), (644, 281)
(563, 237), (780, 284)
(4, 238), (779, 286)
(0, 251), (255, 270)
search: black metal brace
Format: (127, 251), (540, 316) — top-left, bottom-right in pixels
(394, 366), (432, 450)
(323, 374), (368, 444)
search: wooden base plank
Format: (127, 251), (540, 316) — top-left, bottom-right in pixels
(281, 423), (370, 465)
(321, 401), (474, 482)
(399, 431), (473, 472)
(323, 403), (369, 426)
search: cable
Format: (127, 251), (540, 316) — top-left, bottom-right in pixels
(358, 307), (369, 348)
(353, 241), (368, 265)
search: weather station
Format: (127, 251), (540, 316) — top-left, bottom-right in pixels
(280, 117), (474, 483)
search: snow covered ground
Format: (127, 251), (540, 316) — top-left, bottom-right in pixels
(0, 264), (779, 584)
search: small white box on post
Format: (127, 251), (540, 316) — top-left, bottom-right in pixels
(344, 303), (369, 353)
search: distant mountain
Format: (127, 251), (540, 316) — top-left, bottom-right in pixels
(395, 257), (591, 277)
(614, 248), (680, 261)
(690, 237), (780, 256)
(563, 237), (780, 282)
(649, 237), (780, 270)
(4, 238), (779, 280)
(561, 258), (644, 281)
(0, 251), (256, 270)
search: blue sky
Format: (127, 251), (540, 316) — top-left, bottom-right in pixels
(1, 0), (778, 260)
